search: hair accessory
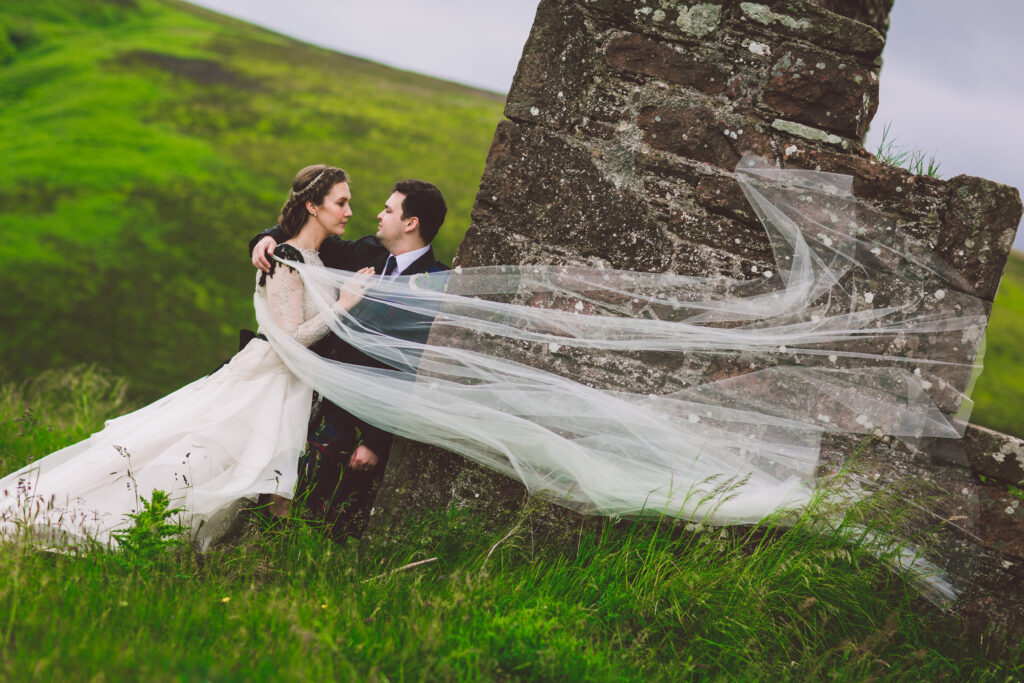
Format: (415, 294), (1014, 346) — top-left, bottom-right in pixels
(292, 169), (327, 198)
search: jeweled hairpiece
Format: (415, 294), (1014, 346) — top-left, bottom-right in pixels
(291, 169), (326, 198)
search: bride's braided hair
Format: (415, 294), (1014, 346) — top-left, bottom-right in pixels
(278, 164), (349, 237)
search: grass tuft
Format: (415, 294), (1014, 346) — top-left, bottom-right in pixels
(873, 122), (943, 178)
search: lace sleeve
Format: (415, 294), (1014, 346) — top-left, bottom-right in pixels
(263, 246), (336, 348)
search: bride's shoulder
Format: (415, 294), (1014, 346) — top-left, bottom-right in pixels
(274, 243), (306, 264)
(259, 243), (306, 286)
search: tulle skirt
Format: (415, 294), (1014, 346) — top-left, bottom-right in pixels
(0, 339), (311, 550)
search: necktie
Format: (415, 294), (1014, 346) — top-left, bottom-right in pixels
(383, 255), (398, 276)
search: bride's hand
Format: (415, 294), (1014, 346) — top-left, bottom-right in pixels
(336, 267), (375, 310)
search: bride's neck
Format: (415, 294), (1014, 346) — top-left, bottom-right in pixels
(286, 221), (328, 251)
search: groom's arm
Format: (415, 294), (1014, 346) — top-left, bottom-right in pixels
(251, 230), (354, 272)
(357, 420), (394, 461)
(317, 236), (353, 269)
(348, 423), (392, 470)
(250, 225), (288, 272)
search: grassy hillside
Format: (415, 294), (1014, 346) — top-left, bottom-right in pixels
(1, 370), (1020, 679)
(972, 250), (1024, 437)
(0, 0), (503, 398)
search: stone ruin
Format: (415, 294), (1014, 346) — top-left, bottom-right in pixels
(367, 0), (1024, 636)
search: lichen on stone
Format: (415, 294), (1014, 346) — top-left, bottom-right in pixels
(739, 2), (810, 30)
(675, 3), (723, 38)
(771, 118), (847, 147)
(747, 41), (770, 56)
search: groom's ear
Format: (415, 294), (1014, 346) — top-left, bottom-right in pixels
(404, 215), (420, 234)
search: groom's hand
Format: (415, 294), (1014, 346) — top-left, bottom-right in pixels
(252, 235), (278, 273)
(349, 445), (379, 471)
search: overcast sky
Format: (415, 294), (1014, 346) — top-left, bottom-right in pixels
(186, 0), (1024, 251)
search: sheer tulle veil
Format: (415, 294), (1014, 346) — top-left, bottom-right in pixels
(257, 154), (988, 526)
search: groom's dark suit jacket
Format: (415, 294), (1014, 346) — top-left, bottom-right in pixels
(249, 228), (448, 456)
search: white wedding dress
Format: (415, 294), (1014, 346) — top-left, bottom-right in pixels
(0, 246), (332, 550)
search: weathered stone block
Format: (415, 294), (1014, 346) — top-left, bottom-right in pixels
(472, 119), (674, 272)
(964, 425), (1024, 487)
(817, 434), (1024, 609)
(780, 146), (922, 202)
(638, 104), (771, 168)
(807, 0), (894, 37)
(370, 441), (525, 540)
(769, 118), (857, 150)
(605, 32), (728, 95)
(936, 175), (1024, 301)
(976, 486), (1024, 559)
(763, 44), (878, 137)
(504, 0), (595, 129)
(694, 173), (760, 223)
(585, 0), (725, 43)
(732, 0), (884, 58)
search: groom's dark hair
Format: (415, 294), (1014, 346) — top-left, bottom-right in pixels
(394, 179), (446, 244)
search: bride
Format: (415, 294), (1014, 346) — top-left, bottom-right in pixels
(0, 165), (373, 550)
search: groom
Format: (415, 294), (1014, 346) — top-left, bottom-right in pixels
(249, 179), (449, 538)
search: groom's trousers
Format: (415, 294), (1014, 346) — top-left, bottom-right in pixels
(298, 398), (385, 539)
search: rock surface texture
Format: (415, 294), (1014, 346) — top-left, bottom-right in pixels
(368, 0), (1024, 637)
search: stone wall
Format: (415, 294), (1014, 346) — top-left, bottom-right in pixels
(368, 0), (1024, 636)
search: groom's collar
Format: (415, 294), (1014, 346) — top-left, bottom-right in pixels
(388, 244), (431, 276)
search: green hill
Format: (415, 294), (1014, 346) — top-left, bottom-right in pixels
(972, 250), (1024, 437)
(0, 0), (503, 398)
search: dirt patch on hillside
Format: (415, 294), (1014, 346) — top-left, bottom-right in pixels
(112, 49), (263, 90)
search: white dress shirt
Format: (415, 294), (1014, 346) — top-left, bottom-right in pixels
(381, 245), (430, 281)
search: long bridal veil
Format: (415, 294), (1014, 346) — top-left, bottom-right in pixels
(258, 155), (988, 526)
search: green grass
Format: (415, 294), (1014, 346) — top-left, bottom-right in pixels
(873, 122), (942, 178)
(0, 0), (503, 400)
(972, 251), (1024, 437)
(2, 367), (1022, 680)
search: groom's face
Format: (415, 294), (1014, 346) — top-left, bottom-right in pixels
(376, 191), (411, 251)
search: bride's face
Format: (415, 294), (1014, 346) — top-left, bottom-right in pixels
(311, 182), (353, 235)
